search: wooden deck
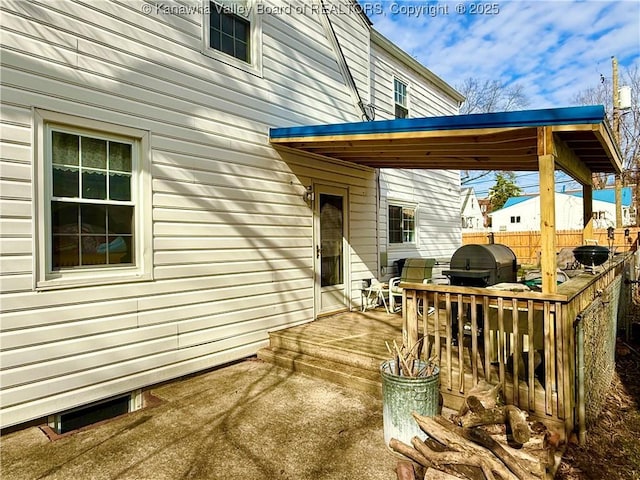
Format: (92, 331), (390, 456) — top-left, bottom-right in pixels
(257, 307), (535, 419)
(260, 254), (635, 442)
(258, 309), (403, 396)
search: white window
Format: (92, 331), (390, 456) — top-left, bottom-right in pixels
(389, 204), (416, 244)
(510, 216), (521, 224)
(394, 78), (408, 119)
(202, 0), (262, 76)
(35, 110), (152, 289)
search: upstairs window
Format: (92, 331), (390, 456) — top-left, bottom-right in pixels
(510, 216), (521, 224)
(394, 78), (408, 119)
(389, 204), (416, 244)
(203, 0), (262, 75)
(209, 2), (249, 62)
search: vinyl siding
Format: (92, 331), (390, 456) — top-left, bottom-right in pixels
(370, 36), (462, 272)
(0, 0), (376, 427)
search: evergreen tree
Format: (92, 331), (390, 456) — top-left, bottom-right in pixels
(489, 172), (522, 211)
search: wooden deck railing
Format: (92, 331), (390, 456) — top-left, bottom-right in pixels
(400, 252), (635, 437)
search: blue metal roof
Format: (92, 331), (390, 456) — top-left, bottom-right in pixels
(269, 105), (622, 174)
(502, 196), (533, 209)
(498, 187), (633, 211)
(572, 187), (632, 206)
(270, 105), (606, 139)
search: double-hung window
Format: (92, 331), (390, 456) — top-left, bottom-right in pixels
(389, 204), (416, 244)
(203, 0), (262, 75)
(209, 2), (249, 62)
(35, 110), (151, 288)
(394, 78), (409, 119)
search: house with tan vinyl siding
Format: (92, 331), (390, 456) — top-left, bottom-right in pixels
(0, 0), (462, 429)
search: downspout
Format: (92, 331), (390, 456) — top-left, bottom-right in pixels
(376, 168), (382, 276)
(574, 314), (586, 444)
(318, 0), (373, 121)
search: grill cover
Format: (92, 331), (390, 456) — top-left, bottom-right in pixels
(444, 244), (517, 287)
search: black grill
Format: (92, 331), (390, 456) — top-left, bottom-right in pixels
(444, 244), (518, 287)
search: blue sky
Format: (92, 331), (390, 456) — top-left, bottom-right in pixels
(361, 0), (640, 197)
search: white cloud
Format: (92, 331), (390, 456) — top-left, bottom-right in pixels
(368, 0), (640, 109)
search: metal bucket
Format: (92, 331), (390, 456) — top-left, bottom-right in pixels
(380, 360), (440, 447)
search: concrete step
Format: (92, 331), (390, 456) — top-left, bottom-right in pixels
(267, 330), (387, 372)
(257, 347), (382, 397)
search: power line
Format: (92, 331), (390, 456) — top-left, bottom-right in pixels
(470, 177), (582, 197)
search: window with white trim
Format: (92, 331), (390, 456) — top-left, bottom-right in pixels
(510, 216), (521, 224)
(202, 0), (262, 75)
(35, 111), (151, 288)
(389, 204), (416, 244)
(394, 78), (408, 119)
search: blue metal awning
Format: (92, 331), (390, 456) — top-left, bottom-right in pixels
(269, 105), (622, 175)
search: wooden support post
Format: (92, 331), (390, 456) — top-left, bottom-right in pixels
(538, 127), (557, 294)
(582, 183), (594, 244)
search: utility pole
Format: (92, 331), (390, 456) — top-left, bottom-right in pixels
(613, 56), (623, 228)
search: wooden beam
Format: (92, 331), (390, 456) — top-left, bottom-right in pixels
(591, 124), (624, 174)
(270, 126), (530, 145)
(552, 133), (593, 186)
(538, 127), (557, 294)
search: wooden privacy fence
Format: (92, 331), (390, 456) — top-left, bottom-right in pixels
(462, 228), (640, 264)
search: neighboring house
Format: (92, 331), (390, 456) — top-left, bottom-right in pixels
(490, 187), (633, 231)
(478, 197), (492, 228)
(460, 187), (485, 231)
(0, 0), (462, 429)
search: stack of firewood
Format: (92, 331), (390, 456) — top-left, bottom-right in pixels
(390, 383), (558, 480)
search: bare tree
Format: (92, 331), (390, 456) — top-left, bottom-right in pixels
(458, 78), (529, 115)
(572, 65), (640, 184)
(573, 64), (639, 223)
(456, 78), (529, 186)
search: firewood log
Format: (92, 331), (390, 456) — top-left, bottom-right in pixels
(458, 381), (503, 416)
(460, 427), (538, 480)
(389, 438), (432, 468)
(412, 414), (517, 480)
(412, 437), (495, 480)
(396, 460), (417, 480)
(423, 469), (465, 480)
(457, 401), (530, 445)
(458, 404), (508, 428)
(424, 468), (468, 480)
(505, 405), (530, 445)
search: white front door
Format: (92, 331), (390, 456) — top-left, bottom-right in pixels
(314, 184), (349, 315)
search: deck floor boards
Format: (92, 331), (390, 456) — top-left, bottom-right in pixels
(259, 307), (558, 429)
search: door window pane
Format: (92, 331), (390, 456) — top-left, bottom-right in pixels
(320, 194), (344, 287)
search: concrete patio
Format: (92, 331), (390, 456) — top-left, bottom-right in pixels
(1, 358), (400, 480)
